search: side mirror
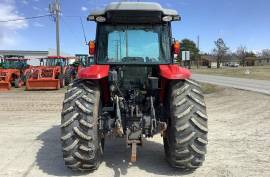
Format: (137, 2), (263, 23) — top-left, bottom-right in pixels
(89, 40), (95, 55)
(172, 41), (180, 55)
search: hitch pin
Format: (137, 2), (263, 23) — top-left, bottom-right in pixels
(131, 142), (137, 163)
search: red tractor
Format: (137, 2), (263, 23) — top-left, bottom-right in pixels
(61, 2), (208, 171)
(64, 55), (94, 85)
(26, 56), (68, 90)
(0, 57), (29, 91)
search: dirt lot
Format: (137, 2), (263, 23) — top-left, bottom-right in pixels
(192, 66), (270, 80)
(0, 87), (270, 177)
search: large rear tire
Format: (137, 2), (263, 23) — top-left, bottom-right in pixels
(59, 74), (65, 88)
(164, 79), (208, 170)
(61, 80), (103, 171)
(65, 69), (75, 86)
(14, 78), (22, 88)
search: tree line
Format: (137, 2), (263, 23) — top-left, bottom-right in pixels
(178, 38), (270, 68)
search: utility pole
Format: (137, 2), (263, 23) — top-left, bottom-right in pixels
(49, 0), (61, 56)
(197, 35), (200, 69)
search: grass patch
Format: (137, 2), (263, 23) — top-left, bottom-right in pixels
(192, 66), (270, 80)
(201, 83), (220, 94)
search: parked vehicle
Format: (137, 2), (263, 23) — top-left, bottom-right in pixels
(0, 57), (29, 90)
(26, 56), (69, 90)
(228, 63), (240, 67)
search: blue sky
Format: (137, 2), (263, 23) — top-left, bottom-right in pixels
(0, 0), (269, 55)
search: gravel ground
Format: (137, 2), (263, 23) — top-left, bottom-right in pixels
(0, 87), (269, 177)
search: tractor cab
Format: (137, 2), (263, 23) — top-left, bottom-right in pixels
(84, 2), (183, 93)
(72, 54), (94, 67)
(75, 54), (89, 67)
(40, 56), (69, 67)
(0, 56), (28, 90)
(64, 54), (94, 85)
(1, 56), (29, 70)
(87, 2), (181, 65)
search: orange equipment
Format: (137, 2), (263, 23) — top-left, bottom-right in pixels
(26, 56), (69, 90)
(0, 58), (28, 91)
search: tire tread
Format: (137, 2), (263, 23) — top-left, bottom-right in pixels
(164, 79), (208, 170)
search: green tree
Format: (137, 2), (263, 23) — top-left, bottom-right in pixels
(180, 39), (199, 59)
(178, 39), (200, 67)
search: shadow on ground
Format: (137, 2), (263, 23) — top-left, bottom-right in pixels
(36, 126), (193, 177)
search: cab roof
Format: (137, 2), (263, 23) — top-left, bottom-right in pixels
(91, 2), (178, 16)
(88, 2), (180, 22)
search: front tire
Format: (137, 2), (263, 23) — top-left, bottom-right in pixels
(61, 80), (103, 171)
(164, 79), (208, 170)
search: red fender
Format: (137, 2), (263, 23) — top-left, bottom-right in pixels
(159, 65), (191, 80)
(159, 65), (191, 103)
(78, 65), (109, 80)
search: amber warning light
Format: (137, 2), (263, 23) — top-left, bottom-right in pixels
(173, 41), (180, 55)
(89, 41), (95, 55)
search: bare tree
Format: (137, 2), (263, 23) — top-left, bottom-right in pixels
(236, 45), (248, 66)
(213, 38), (229, 68)
(261, 49), (270, 57)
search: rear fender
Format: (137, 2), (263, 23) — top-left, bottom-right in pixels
(78, 65), (109, 80)
(159, 65), (191, 80)
(77, 65), (110, 105)
(159, 65), (191, 104)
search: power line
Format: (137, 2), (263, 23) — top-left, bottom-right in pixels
(62, 15), (88, 45)
(0, 14), (52, 23)
(62, 15), (87, 18)
(79, 17), (88, 45)
(61, 17), (82, 41)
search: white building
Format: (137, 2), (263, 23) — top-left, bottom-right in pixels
(0, 49), (74, 66)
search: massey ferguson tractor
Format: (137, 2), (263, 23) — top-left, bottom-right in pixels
(0, 57), (29, 90)
(26, 56), (68, 90)
(61, 2), (208, 171)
